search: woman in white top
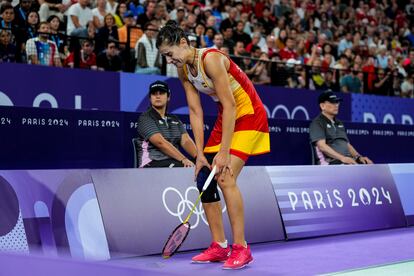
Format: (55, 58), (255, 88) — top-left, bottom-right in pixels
(92, 0), (107, 29)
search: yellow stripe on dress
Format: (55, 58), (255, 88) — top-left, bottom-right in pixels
(231, 82), (254, 119)
(204, 130), (270, 154)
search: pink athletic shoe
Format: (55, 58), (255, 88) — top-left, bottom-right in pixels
(191, 242), (231, 263)
(222, 244), (253, 270)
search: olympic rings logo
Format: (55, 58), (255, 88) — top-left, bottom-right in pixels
(162, 186), (226, 229)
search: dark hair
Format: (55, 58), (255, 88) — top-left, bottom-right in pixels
(47, 15), (60, 23)
(81, 39), (94, 46)
(156, 20), (189, 49)
(27, 10), (40, 27)
(0, 3), (13, 14)
(106, 39), (119, 48)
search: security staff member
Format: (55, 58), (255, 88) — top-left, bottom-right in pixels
(136, 80), (197, 167)
(309, 90), (373, 165)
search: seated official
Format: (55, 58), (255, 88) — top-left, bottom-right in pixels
(136, 81), (197, 168)
(309, 91), (373, 165)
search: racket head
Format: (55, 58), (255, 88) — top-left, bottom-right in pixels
(162, 221), (191, 258)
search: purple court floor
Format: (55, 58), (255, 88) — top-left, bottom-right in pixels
(1, 227), (414, 276)
(111, 227), (414, 275)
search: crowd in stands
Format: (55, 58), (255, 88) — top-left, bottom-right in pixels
(0, 0), (413, 97)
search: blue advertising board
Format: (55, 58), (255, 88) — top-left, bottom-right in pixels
(268, 165), (406, 239)
(1, 106), (414, 169)
(0, 63), (119, 111)
(352, 93), (414, 125)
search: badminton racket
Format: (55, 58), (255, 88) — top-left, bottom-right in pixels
(162, 165), (217, 258)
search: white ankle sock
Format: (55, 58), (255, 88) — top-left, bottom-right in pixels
(217, 240), (228, 248)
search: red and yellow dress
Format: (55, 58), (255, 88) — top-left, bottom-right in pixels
(183, 48), (270, 161)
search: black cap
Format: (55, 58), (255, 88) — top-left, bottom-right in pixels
(149, 81), (171, 96)
(318, 90), (343, 103)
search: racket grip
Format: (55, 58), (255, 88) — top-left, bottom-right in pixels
(202, 165), (217, 191)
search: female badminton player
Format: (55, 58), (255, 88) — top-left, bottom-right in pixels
(156, 21), (270, 270)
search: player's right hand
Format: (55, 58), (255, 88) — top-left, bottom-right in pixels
(194, 155), (211, 180)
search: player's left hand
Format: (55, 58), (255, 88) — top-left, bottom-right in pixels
(213, 151), (233, 180)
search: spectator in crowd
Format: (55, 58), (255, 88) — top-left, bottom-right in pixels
(232, 40), (245, 66)
(47, 15), (63, 52)
(373, 68), (393, 96)
(219, 45), (230, 55)
(0, 0), (412, 100)
(247, 52), (271, 85)
(274, 29), (287, 50)
(340, 64), (362, 93)
(97, 40), (122, 71)
(136, 80), (197, 168)
(65, 39), (97, 70)
(13, 0), (32, 29)
(222, 26), (235, 53)
(203, 26), (216, 48)
(0, 3), (15, 30)
(25, 21), (61, 66)
(308, 59), (327, 91)
(219, 6), (237, 33)
(113, 2), (128, 27)
(264, 34), (277, 59)
(135, 21), (161, 74)
(279, 36), (297, 61)
(258, 6), (274, 35)
(67, 0), (92, 37)
(105, 0), (118, 15)
(184, 13), (197, 35)
(95, 13), (118, 53)
(194, 23), (207, 48)
(324, 70), (339, 92)
(128, 0), (144, 19)
(0, 29), (15, 62)
(334, 54), (349, 70)
(169, 0), (184, 22)
(310, 90), (373, 165)
(238, 51), (253, 72)
(232, 20), (251, 47)
(211, 32), (223, 49)
(152, 2), (169, 28)
(403, 49), (414, 75)
(245, 31), (262, 53)
(337, 32), (353, 56)
(86, 21), (96, 40)
(173, 6), (186, 26)
(376, 45), (389, 69)
(188, 34), (197, 48)
(18, 10), (39, 51)
(307, 44), (323, 66)
(285, 60), (306, 89)
(118, 10), (143, 49)
(362, 56), (376, 93)
(26, 10), (39, 34)
(401, 74), (414, 98)
(137, 0), (156, 27)
(92, 0), (107, 29)
(38, 0), (65, 22)
(205, 15), (218, 31)
(304, 31), (317, 54)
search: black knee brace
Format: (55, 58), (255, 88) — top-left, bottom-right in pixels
(196, 166), (221, 203)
